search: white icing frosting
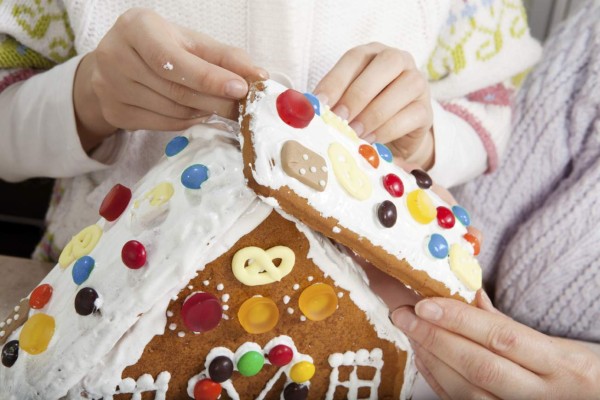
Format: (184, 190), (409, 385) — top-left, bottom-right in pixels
(327, 348), (383, 400)
(245, 80), (477, 302)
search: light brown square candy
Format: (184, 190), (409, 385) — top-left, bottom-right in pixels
(0, 298), (29, 346)
(281, 140), (328, 192)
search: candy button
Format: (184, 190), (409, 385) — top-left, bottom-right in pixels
(436, 206), (455, 229)
(29, 284), (53, 309)
(284, 383), (309, 400)
(208, 356), (233, 383)
(383, 173), (404, 197)
(165, 136), (189, 157)
(59, 225), (102, 268)
(374, 143), (393, 163)
(377, 200), (397, 228)
(238, 297), (279, 334)
(121, 240), (147, 269)
(193, 378), (222, 400)
(72, 256), (95, 285)
(237, 350), (265, 377)
(268, 344), (293, 367)
(411, 169), (433, 189)
(303, 93), (320, 116)
(428, 234), (449, 259)
(135, 182), (174, 208)
(406, 189), (436, 224)
(358, 144), (379, 169)
(182, 293), (222, 332)
(298, 283), (338, 321)
(1, 340), (18, 367)
(328, 142), (372, 200)
(75, 287), (100, 316)
(99, 184), (132, 222)
(181, 164), (209, 190)
(19, 314), (55, 355)
(449, 244), (482, 291)
(453, 205), (471, 227)
(464, 233), (481, 256)
(276, 89), (315, 128)
(289, 361), (315, 383)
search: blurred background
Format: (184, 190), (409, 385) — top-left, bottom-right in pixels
(0, 0), (588, 258)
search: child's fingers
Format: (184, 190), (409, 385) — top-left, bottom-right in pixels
(102, 102), (206, 132)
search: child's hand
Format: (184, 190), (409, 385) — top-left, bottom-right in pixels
(74, 8), (267, 150)
(314, 43), (434, 170)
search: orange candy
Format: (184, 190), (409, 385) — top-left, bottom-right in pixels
(464, 233), (481, 256)
(238, 297), (279, 334)
(298, 283), (338, 321)
(358, 144), (380, 169)
(19, 313), (55, 355)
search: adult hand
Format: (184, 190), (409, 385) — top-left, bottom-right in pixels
(74, 8), (267, 150)
(314, 42), (434, 170)
(391, 291), (600, 399)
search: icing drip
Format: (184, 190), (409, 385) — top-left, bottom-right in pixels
(108, 371), (171, 400)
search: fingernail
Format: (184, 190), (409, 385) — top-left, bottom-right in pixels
(255, 67), (269, 80)
(349, 121), (364, 136)
(391, 307), (417, 332)
(333, 105), (349, 121)
(362, 133), (376, 144)
(315, 93), (328, 106)
(415, 300), (443, 321)
(224, 80), (247, 98)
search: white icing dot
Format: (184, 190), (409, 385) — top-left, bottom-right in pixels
(221, 294), (230, 302)
(171, 295), (178, 301)
(338, 292), (344, 298)
(187, 285), (193, 290)
(299, 168), (306, 175)
(178, 331), (185, 338)
(300, 316), (307, 322)
(166, 311), (174, 318)
(319, 180), (326, 187)
(163, 62), (173, 70)
(222, 305), (229, 311)
(0, 322), (4, 328)
(216, 283), (224, 291)
(321, 166), (328, 172)
(13, 314), (19, 320)
(292, 284), (300, 291)
(287, 308), (294, 315)
(203, 280), (210, 286)
(307, 276), (314, 282)
(283, 295), (291, 304)
(310, 166), (317, 173)
(14, 306), (20, 312)
(0, 331), (4, 337)
(169, 323), (177, 331)
(302, 154), (309, 161)
(222, 314), (230, 320)
(6, 319), (12, 325)
(332, 226), (341, 233)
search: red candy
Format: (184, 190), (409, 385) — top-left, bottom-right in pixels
(121, 240), (147, 269)
(194, 378), (222, 400)
(29, 284), (53, 309)
(464, 233), (481, 256)
(182, 292), (222, 332)
(268, 344), (294, 367)
(382, 174), (404, 198)
(276, 89), (315, 128)
(99, 184), (132, 222)
(358, 144), (380, 169)
(436, 206), (455, 229)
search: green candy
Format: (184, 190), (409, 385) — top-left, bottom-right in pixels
(237, 351), (265, 377)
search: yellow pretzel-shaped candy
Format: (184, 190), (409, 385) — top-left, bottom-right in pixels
(134, 182), (174, 209)
(449, 244), (482, 291)
(328, 142), (372, 200)
(232, 246), (295, 286)
(58, 224), (103, 268)
(321, 108), (360, 143)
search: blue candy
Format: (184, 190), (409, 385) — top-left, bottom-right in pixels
(165, 136), (189, 157)
(428, 234), (449, 259)
(181, 164), (209, 189)
(374, 143), (393, 163)
(303, 93), (321, 116)
(72, 256), (95, 285)
(452, 205), (471, 227)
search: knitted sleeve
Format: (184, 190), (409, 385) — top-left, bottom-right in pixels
(426, 0), (542, 173)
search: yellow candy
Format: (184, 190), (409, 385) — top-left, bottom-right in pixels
(19, 313), (55, 355)
(298, 283), (338, 321)
(59, 225), (103, 268)
(232, 246), (295, 286)
(406, 189), (436, 224)
(238, 297), (279, 334)
(321, 107), (359, 143)
(328, 142), (372, 201)
(290, 361), (316, 383)
(134, 182), (174, 208)
(449, 244), (482, 291)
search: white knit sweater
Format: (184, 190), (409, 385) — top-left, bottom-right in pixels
(0, 0), (541, 258)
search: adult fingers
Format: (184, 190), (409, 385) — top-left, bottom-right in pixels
(313, 42), (387, 107)
(412, 298), (558, 375)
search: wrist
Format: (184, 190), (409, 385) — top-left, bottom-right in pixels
(73, 52), (117, 152)
(405, 127), (435, 171)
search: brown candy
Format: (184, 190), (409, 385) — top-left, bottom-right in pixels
(281, 141), (328, 192)
(0, 299), (30, 346)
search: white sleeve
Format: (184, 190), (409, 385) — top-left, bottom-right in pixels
(427, 100), (487, 188)
(0, 55), (120, 182)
